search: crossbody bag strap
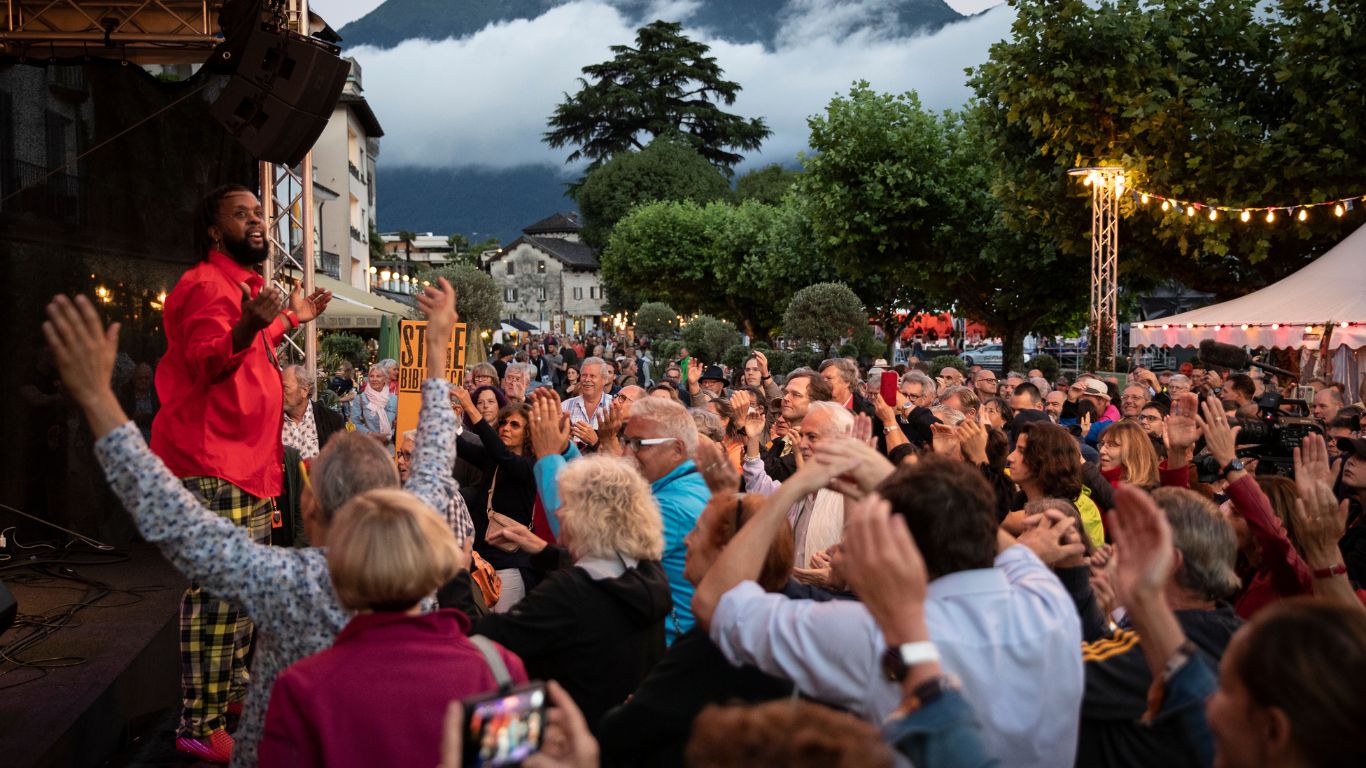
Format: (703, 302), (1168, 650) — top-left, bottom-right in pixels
(485, 467), (499, 515)
(468, 634), (513, 692)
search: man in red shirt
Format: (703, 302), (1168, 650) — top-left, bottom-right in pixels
(151, 184), (332, 762)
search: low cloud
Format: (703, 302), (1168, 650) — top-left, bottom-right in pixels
(351, 1), (1014, 171)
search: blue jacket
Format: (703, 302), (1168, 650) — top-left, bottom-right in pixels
(650, 460), (711, 644)
(350, 391), (398, 438)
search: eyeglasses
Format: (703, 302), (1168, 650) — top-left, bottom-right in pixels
(1138, 414), (1163, 423)
(625, 436), (678, 452)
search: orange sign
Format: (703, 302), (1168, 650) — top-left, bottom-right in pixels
(395, 320), (467, 446)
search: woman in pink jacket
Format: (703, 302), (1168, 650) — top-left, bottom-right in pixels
(259, 489), (527, 768)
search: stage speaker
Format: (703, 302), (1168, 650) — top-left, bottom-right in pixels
(0, 580), (16, 635)
(210, 22), (349, 166)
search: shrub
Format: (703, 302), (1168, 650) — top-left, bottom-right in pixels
(1028, 352), (1060, 381)
(930, 355), (967, 377)
(782, 282), (865, 352)
(681, 315), (741, 364)
(635, 302), (679, 340)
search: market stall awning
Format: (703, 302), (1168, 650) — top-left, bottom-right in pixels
(501, 318), (538, 332)
(314, 274), (413, 329)
(1131, 222), (1366, 350)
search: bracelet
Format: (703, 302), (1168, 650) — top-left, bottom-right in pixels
(1312, 563), (1347, 579)
(761, 374), (771, 380)
(281, 309), (299, 329)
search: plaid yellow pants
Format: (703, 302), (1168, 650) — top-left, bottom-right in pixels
(178, 476), (271, 738)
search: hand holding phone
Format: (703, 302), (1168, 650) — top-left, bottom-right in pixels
(880, 371), (899, 409)
(463, 682), (548, 767)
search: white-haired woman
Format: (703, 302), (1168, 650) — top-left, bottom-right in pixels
(350, 364), (398, 444)
(447, 455), (672, 731)
(259, 489), (526, 768)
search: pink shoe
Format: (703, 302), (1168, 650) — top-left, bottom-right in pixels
(176, 729), (234, 764)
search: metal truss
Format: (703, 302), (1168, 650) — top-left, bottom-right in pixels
(261, 0), (315, 382)
(1070, 166), (1123, 371)
(0, 0), (224, 63)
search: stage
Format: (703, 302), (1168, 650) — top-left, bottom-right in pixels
(0, 544), (185, 768)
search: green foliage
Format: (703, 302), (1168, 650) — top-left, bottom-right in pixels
(794, 83), (958, 353)
(680, 315), (741, 364)
(575, 135), (731, 249)
(722, 343), (752, 371)
(1113, 355), (1131, 373)
(602, 197), (825, 340)
(320, 332), (368, 371)
(1028, 352), (1060, 382)
(930, 355), (966, 378)
(544, 20), (770, 175)
(851, 326), (884, 362)
(635, 302), (679, 339)
(368, 222), (385, 263)
(967, 0), (1362, 304)
(653, 339), (684, 365)
(421, 263), (502, 335)
(447, 233), (501, 267)
(735, 164), (799, 204)
(782, 282), (865, 352)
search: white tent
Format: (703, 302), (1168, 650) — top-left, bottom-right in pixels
(1131, 222), (1366, 351)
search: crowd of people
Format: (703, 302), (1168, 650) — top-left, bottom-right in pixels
(35, 186), (1366, 768)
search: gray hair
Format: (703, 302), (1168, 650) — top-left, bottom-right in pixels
(311, 433), (401, 523)
(379, 358), (398, 374)
(283, 364), (315, 396)
(939, 385), (980, 413)
(1168, 374), (1191, 388)
(580, 356), (609, 377)
(819, 358), (859, 386)
(930, 405), (966, 426)
(1152, 487), (1240, 601)
(1004, 371), (1026, 382)
(627, 395), (698, 455)
(805, 400), (855, 435)
(367, 363), (389, 383)
(689, 408), (725, 443)
(1029, 376), (1051, 394)
(902, 371), (937, 399)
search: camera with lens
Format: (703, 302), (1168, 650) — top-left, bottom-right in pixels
(1229, 392), (1322, 477)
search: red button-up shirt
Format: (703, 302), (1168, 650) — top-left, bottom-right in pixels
(151, 251), (289, 499)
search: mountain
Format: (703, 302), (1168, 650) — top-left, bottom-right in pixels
(377, 164), (577, 243)
(339, 0), (963, 51)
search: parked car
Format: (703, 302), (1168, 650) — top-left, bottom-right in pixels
(961, 344), (1004, 369)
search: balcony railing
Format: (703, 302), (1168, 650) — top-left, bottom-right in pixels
(317, 252), (340, 279)
(350, 226), (364, 243)
(348, 161), (366, 184)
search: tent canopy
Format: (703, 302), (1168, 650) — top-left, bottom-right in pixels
(314, 274), (413, 330)
(1131, 222), (1366, 350)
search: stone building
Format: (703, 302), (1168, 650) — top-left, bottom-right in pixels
(484, 212), (605, 334)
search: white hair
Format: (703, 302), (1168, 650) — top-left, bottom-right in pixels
(930, 405), (966, 426)
(1169, 374), (1191, 387)
(805, 401), (854, 435)
(580, 356), (608, 377)
(627, 395), (699, 455)
(901, 371), (937, 398)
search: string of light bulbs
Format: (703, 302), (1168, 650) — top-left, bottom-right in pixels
(1075, 169), (1363, 224)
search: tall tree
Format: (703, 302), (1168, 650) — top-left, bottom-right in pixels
(544, 20), (771, 176)
(794, 83), (957, 356)
(574, 134), (732, 249)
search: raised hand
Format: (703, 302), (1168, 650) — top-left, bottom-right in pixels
(956, 418), (989, 464)
(814, 436), (895, 497)
(852, 412), (875, 447)
(1016, 510), (1086, 567)
(1108, 484), (1174, 606)
(451, 385), (479, 420)
(840, 494), (930, 642)
(415, 277), (456, 331)
(752, 350), (770, 379)
(1164, 392), (1201, 453)
(871, 392), (897, 426)
(686, 358), (702, 387)
(1196, 398), (1241, 468)
(529, 390), (571, 459)
(571, 421), (599, 447)
(1293, 432), (1333, 489)
(695, 438), (739, 495)
(43, 294), (120, 410)
(289, 285), (334, 324)
(930, 422), (961, 459)
(233, 282), (285, 351)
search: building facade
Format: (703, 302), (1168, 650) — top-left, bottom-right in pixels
(484, 212), (605, 334)
(311, 58), (383, 290)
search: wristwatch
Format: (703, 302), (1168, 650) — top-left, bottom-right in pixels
(881, 641), (940, 682)
(1220, 458), (1245, 477)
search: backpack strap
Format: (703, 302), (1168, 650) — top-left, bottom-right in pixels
(468, 634), (513, 692)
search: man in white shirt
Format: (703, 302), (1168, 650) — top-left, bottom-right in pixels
(693, 451), (1084, 768)
(561, 356), (613, 447)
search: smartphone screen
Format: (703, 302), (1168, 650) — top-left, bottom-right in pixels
(464, 682), (547, 767)
(881, 370), (899, 407)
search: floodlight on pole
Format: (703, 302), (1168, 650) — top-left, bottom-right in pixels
(1068, 165), (1124, 372)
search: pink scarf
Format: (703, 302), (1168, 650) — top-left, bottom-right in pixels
(363, 385), (392, 437)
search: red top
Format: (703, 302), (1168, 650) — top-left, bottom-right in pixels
(151, 251), (290, 498)
(258, 609), (527, 768)
(1227, 474), (1313, 618)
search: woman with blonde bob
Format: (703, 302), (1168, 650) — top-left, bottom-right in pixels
(259, 489), (527, 768)
(449, 455), (673, 731)
(1097, 419), (1162, 489)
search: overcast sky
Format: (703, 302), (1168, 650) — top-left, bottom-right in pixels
(316, 0), (1015, 171)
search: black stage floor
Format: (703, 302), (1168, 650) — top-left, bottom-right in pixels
(0, 543), (186, 768)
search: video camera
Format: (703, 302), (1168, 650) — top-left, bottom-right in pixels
(1194, 392), (1322, 479)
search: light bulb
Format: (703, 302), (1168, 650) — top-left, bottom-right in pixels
(1341, 321), (1350, 328)
(1240, 210), (1251, 223)
(1186, 323), (1194, 329)
(1241, 324), (1249, 331)
(1140, 193), (1149, 204)
(1213, 325), (1222, 331)
(1208, 208), (1218, 221)
(1266, 210), (1276, 223)
(1297, 208), (1308, 222)
(1335, 204), (1345, 217)
(1186, 205), (1196, 218)
(369, 266), (377, 274)
(1162, 324), (1170, 330)
(1161, 200), (1171, 212)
